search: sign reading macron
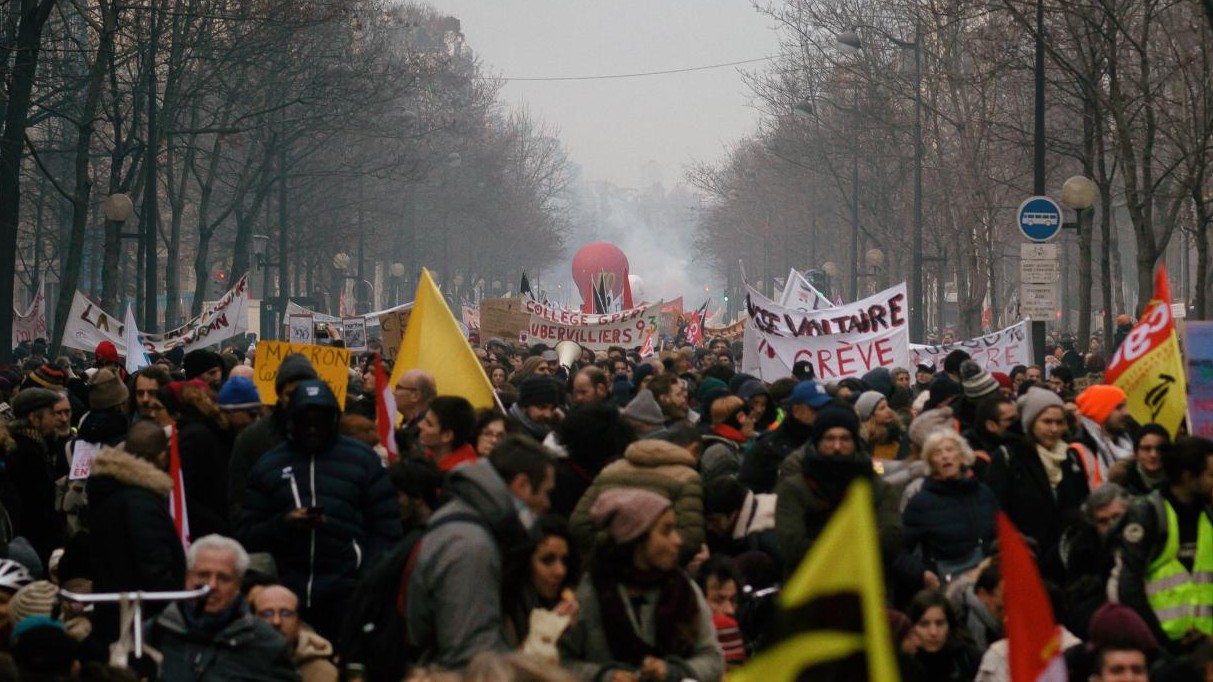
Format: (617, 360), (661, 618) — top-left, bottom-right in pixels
(253, 341), (350, 409)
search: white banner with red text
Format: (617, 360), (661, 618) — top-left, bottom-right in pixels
(12, 277), (47, 346)
(742, 282), (911, 381)
(910, 320), (1033, 372)
(523, 299), (660, 351)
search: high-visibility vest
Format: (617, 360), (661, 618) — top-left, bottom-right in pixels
(1145, 499), (1213, 640)
(1070, 442), (1103, 489)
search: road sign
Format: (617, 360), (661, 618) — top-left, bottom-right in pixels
(1021, 260), (1060, 284)
(1020, 243), (1058, 260)
(1017, 196), (1063, 242)
(1021, 283), (1058, 318)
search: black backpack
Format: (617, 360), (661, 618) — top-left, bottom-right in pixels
(338, 512), (487, 682)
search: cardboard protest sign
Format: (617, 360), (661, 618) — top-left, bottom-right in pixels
(254, 341), (351, 408)
(911, 320), (1032, 372)
(13, 278), (47, 345)
(62, 274), (249, 355)
(742, 282), (911, 381)
(287, 315), (314, 345)
(479, 297), (529, 343)
(377, 308), (412, 361)
(343, 317), (367, 351)
(1186, 321), (1213, 439)
(524, 299), (660, 351)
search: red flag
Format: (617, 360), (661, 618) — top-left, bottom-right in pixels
(998, 513), (1066, 681)
(375, 354), (400, 463)
(339, 288), (349, 317)
(169, 426), (190, 549)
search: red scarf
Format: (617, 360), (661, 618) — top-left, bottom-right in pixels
(430, 442), (479, 472)
(713, 424), (748, 444)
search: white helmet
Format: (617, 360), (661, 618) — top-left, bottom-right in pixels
(0, 559), (33, 592)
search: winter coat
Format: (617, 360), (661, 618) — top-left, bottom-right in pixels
(177, 412), (232, 539)
(228, 408), (286, 524)
(706, 489), (784, 576)
(986, 440), (1089, 580)
(144, 600), (299, 682)
(407, 459), (534, 669)
(739, 417), (813, 494)
(700, 433), (744, 484)
(902, 475), (998, 579)
(85, 446), (185, 644)
(239, 387), (402, 607)
(7, 419), (66, 562)
(570, 439), (704, 561)
(774, 453), (902, 572)
(957, 583), (1002, 651)
(559, 573), (725, 682)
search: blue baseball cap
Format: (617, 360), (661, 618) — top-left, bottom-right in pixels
(786, 380), (832, 408)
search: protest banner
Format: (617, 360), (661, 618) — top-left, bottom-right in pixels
(742, 282), (911, 381)
(479, 297), (530, 343)
(377, 308), (412, 361)
(1106, 266), (1187, 437)
(253, 340), (350, 408)
(287, 315), (314, 345)
(62, 274), (249, 355)
(911, 320), (1033, 372)
(12, 277), (47, 345)
(1185, 321), (1213, 439)
(778, 268), (834, 312)
(286, 300), (339, 324)
(705, 316), (746, 342)
(343, 317), (367, 351)
(461, 305), (480, 330)
(523, 298), (660, 351)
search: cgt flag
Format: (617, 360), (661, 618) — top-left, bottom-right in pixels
(998, 513), (1066, 681)
(1105, 265), (1187, 437)
(730, 479), (899, 682)
(389, 268), (496, 410)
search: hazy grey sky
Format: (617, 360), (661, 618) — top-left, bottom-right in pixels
(432, 1), (783, 188)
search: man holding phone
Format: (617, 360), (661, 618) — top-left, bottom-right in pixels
(239, 379), (402, 642)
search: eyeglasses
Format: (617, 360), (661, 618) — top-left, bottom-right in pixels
(394, 385), (421, 394)
(257, 608), (297, 620)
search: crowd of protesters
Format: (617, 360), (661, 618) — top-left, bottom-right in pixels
(0, 316), (1203, 681)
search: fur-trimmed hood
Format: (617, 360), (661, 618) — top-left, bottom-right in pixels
(624, 439), (697, 468)
(88, 446), (172, 496)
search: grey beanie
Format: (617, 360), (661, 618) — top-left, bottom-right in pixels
(854, 391), (886, 422)
(1018, 386), (1065, 432)
(960, 360), (999, 400)
(622, 389), (665, 426)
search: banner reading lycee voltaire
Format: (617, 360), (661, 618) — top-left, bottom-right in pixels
(742, 281), (911, 381)
(62, 274), (249, 355)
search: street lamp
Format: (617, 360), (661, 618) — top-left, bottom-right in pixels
(102, 193), (134, 223)
(99, 193), (135, 312)
(837, 27), (924, 341)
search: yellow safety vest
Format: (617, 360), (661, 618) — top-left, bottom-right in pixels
(1145, 499), (1213, 640)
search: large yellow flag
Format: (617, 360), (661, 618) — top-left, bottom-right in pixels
(387, 268), (496, 409)
(731, 479), (899, 682)
(1105, 265), (1187, 437)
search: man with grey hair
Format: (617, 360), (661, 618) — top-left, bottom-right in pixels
(1059, 482), (1132, 636)
(145, 534), (299, 681)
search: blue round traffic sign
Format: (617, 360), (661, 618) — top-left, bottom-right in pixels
(1017, 196), (1063, 242)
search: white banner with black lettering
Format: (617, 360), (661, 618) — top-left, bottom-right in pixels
(62, 274), (249, 355)
(910, 320), (1033, 372)
(742, 282), (911, 381)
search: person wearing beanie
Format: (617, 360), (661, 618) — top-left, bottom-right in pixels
(699, 396), (754, 483)
(988, 387), (1089, 581)
(855, 391), (910, 461)
(861, 366), (894, 398)
(10, 616), (79, 678)
(19, 363), (66, 391)
(93, 340), (122, 371)
(183, 348), (225, 390)
(621, 389), (666, 436)
(739, 380), (831, 495)
(774, 405), (901, 571)
(991, 371), (1014, 397)
(924, 376), (962, 411)
(228, 353), (317, 524)
(1072, 385), (1134, 487)
(508, 376), (562, 442)
(87, 368), (129, 412)
(562, 488), (724, 682)
(942, 350), (971, 382)
(1110, 435), (1213, 652)
(959, 361), (1000, 403)
(8, 580), (58, 627)
(7, 387), (71, 564)
(217, 375), (263, 436)
(914, 364), (936, 396)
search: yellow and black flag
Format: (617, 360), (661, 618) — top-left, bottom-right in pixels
(730, 479), (899, 682)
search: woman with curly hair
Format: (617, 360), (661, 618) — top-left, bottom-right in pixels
(560, 488), (724, 682)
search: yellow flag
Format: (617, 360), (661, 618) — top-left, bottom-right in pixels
(1105, 266), (1187, 437)
(387, 268), (496, 409)
(731, 479), (899, 682)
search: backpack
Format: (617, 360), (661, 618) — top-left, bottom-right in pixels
(338, 512), (488, 682)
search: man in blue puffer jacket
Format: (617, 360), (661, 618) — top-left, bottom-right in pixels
(238, 379), (401, 641)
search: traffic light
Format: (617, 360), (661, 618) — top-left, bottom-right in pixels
(211, 269), (230, 296)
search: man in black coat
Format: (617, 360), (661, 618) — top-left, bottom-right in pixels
(238, 379), (402, 642)
(739, 380), (831, 494)
(6, 387), (70, 563)
(85, 421), (185, 646)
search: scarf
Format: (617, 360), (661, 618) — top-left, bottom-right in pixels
(802, 454), (874, 507)
(1136, 462), (1167, 490)
(508, 403), (551, 440)
(1081, 416), (1134, 471)
(1036, 441), (1069, 487)
(592, 567), (700, 666)
(712, 424), (748, 445)
(181, 594), (248, 637)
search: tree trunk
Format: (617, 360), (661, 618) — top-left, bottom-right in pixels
(0, 0), (57, 363)
(1195, 192), (1211, 319)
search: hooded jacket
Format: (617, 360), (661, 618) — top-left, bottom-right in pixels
(739, 416), (814, 494)
(407, 458), (534, 669)
(239, 382), (402, 607)
(569, 439), (704, 561)
(228, 407), (287, 524)
(86, 446), (185, 644)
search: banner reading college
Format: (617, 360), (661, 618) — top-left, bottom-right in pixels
(524, 299), (659, 350)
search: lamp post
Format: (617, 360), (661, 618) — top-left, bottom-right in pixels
(838, 28), (923, 340)
(100, 192), (134, 312)
(390, 262), (406, 305)
(252, 234), (276, 340)
(1061, 175), (1097, 349)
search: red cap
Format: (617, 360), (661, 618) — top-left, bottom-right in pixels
(95, 341), (120, 363)
(992, 372), (1012, 390)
